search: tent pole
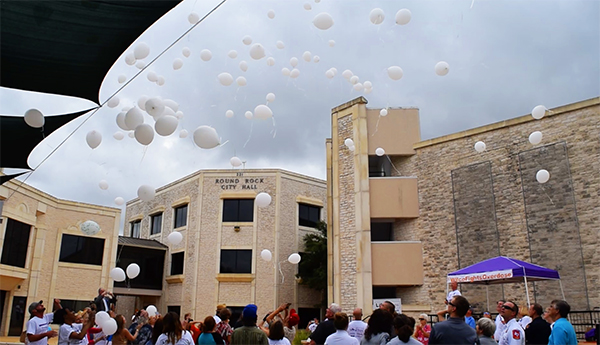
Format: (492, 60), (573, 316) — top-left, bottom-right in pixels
(559, 280), (566, 301)
(523, 275), (531, 308)
(486, 285), (490, 312)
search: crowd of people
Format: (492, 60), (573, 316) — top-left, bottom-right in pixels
(22, 286), (580, 345)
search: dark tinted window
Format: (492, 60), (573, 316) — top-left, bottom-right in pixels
(59, 234), (105, 265)
(371, 222), (394, 241)
(151, 213), (162, 235)
(1, 218), (31, 268)
(220, 249), (252, 273)
(170, 252), (184, 275)
(372, 286), (397, 299)
(130, 220), (141, 238)
(222, 199), (254, 222)
(8, 296), (26, 336)
(299, 204), (321, 228)
(114, 245), (165, 290)
(174, 205), (188, 228)
(167, 306), (181, 317)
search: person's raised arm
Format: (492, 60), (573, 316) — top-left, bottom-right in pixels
(265, 303), (289, 324)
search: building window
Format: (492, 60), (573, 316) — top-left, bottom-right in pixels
(371, 222), (394, 241)
(1, 218), (31, 268)
(174, 205), (188, 228)
(151, 213), (163, 235)
(369, 155), (392, 177)
(130, 220), (141, 238)
(222, 199), (254, 222)
(167, 306), (181, 317)
(114, 245), (165, 290)
(170, 252), (184, 275)
(220, 249), (252, 274)
(372, 286), (397, 299)
(299, 203), (321, 228)
(59, 234), (105, 265)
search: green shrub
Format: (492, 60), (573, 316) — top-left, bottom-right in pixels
(292, 329), (311, 345)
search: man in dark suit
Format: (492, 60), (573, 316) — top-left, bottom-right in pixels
(93, 288), (117, 312)
(525, 303), (551, 345)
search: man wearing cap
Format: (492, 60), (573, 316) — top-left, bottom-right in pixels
(27, 299), (62, 345)
(214, 304), (226, 324)
(308, 303), (341, 345)
(231, 304), (268, 345)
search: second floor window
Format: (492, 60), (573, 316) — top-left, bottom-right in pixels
(1, 218), (31, 268)
(222, 199), (254, 222)
(59, 234), (105, 265)
(151, 213), (163, 235)
(174, 205), (188, 228)
(299, 203), (321, 228)
(130, 220), (141, 238)
(170, 252), (184, 275)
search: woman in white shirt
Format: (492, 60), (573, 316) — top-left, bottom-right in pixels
(58, 308), (93, 345)
(324, 313), (359, 345)
(155, 312), (194, 345)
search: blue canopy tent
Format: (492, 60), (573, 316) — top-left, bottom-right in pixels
(447, 256), (564, 310)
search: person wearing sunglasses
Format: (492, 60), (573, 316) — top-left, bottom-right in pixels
(429, 296), (478, 345)
(498, 301), (524, 345)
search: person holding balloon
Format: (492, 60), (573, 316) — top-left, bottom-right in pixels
(112, 314), (142, 345)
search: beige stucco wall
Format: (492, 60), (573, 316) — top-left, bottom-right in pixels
(369, 177), (419, 218)
(366, 108), (421, 156)
(371, 242), (423, 286)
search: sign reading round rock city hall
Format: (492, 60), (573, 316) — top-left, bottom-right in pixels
(216, 176), (265, 190)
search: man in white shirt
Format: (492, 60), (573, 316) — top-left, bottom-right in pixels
(347, 308), (366, 340)
(436, 281), (461, 320)
(499, 300), (525, 345)
(494, 300), (507, 341)
(27, 300), (62, 345)
(58, 308), (93, 345)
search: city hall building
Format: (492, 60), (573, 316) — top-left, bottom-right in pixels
(326, 96), (599, 316)
(119, 169), (326, 325)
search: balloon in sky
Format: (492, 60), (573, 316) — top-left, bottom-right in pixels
(435, 61), (450, 76)
(325, 70), (335, 79)
(242, 35), (252, 45)
(328, 40), (335, 47)
(173, 58), (183, 70)
(276, 41), (285, 49)
(290, 69), (300, 78)
(145, 98), (164, 117)
(156, 76), (165, 86)
(134, 42), (150, 60)
(230, 157), (242, 167)
(107, 97), (120, 108)
(155, 115), (178, 136)
(369, 8), (385, 24)
(395, 9), (412, 25)
(281, 68), (291, 76)
(193, 126), (220, 149)
(179, 129), (188, 138)
(163, 99), (179, 112)
(353, 83), (364, 91)
(350, 76), (359, 85)
(125, 107), (144, 129)
(245, 111), (253, 120)
(135, 61), (145, 70)
(267, 10), (275, 19)
(250, 44), (266, 60)
(138, 96), (149, 110)
(236, 76), (247, 86)
(254, 105), (273, 120)
(182, 47), (191, 57)
(313, 12), (334, 30)
(218, 72), (234, 86)
(147, 71), (158, 82)
(302, 51), (312, 62)
(134, 124), (154, 146)
(115, 197), (125, 206)
(24, 109), (44, 128)
(226, 110), (234, 118)
(387, 66), (404, 80)
(137, 184), (155, 201)
(228, 50), (238, 59)
(290, 57), (298, 67)
(380, 109), (388, 116)
(304, 3), (312, 10)
(118, 74), (126, 83)
(239, 60), (248, 72)
(266, 93), (276, 103)
(86, 130), (102, 149)
(113, 132), (124, 140)
(125, 53), (136, 65)
(342, 70), (353, 79)
(99, 180), (109, 190)
(266, 57), (275, 66)
(188, 12), (199, 24)
(116, 112), (128, 131)
(200, 49), (212, 61)
(313, 55), (320, 63)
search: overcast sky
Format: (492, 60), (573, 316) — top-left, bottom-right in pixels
(1, 0), (598, 217)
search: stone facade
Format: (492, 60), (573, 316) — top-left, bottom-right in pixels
(328, 96), (599, 316)
(123, 169), (326, 321)
(0, 180), (121, 336)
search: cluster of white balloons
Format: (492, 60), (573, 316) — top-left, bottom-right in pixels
(109, 263), (140, 282)
(344, 138), (356, 152)
(259, 249), (302, 264)
(125, 43), (151, 72)
(95, 312), (117, 335)
(367, 8), (412, 25)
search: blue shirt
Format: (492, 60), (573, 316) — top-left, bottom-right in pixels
(548, 318), (577, 345)
(465, 316), (476, 329)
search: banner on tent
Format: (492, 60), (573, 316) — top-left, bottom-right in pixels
(448, 269), (513, 283)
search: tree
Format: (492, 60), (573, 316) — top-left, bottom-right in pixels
(296, 221), (328, 308)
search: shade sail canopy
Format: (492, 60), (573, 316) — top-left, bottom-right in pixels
(1, 0), (180, 104)
(447, 256), (560, 285)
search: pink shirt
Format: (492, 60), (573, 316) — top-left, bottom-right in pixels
(416, 324), (431, 345)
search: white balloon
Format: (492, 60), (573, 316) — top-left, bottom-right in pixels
(173, 58), (183, 70)
(288, 253), (301, 264)
(364, 87), (373, 94)
(239, 60), (249, 72)
(330, 67), (338, 75)
(532, 105), (546, 120)
(242, 35), (253, 45)
(113, 132), (125, 140)
(254, 105), (273, 120)
(313, 12), (334, 30)
(125, 107), (144, 129)
(163, 99), (179, 112)
(313, 55), (320, 63)
(281, 68), (291, 76)
(369, 8), (385, 24)
(255, 192), (272, 207)
(167, 232), (183, 245)
(260, 249), (272, 262)
(348, 145), (355, 152)
(328, 40), (335, 47)
(435, 61), (450, 76)
(266, 57), (275, 66)
(364, 81), (373, 88)
(225, 110), (234, 118)
(146, 305), (158, 317)
(290, 57), (299, 67)
(353, 83), (364, 91)
(304, 3), (312, 10)
(179, 129), (188, 138)
(267, 10), (275, 19)
(474, 141), (486, 153)
(342, 69), (353, 79)
(125, 53), (136, 65)
(137, 184), (155, 201)
(236, 76), (247, 86)
(116, 112), (129, 131)
(135, 61), (146, 70)
(107, 97), (120, 108)
(375, 147), (385, 156)
(134, 124), (154, 146)
(249, 43), (266, 60)
(350, 76), (359, 85)
(188, 12), (199, 24)
(228, 50), (238, 59)
(344, 138), (354, 147)
(147, 71), (158, 82)
(126, 263), (141, 279)
(156, 76), (165, 86)
(245, 111), (253, 119)
(387, 66), (404, 80)
(302, 51), (312, 62)
(380, 109), (388, 116)
(118, 74), (127, 83)
(536, 169), (550, 184)
(134, 42), (150, 60)
(110, 267), (126, 282)
(128, 132), (134, 138)
(230, 156), (242, 167)
(155, 115), (178, 136)
(200, 49), (212, 61)
(290, 68), (300, 78)
(24, 109), (44, 128)
(218, 72), (234, 86)
(175, 111), (184, 120)
(162, 106), (175, 117)
(99, 180), (109, 190)
(138, 95), (149, 110)
(114, 197), (125, 206)
(529, 131), (543, 145)
(80, 220), (101, 236)
(395, 9), (412, 25)
(193, 126), (220, 149)
(102, 318), (118, 336)
(266, 93), (276, 102)
(86, 130), (102, 149)
(96, 312), (110, 325)
(276, 41), (285, 49)
(182, 47), (191, 57)
(325, 70), (335, 79)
